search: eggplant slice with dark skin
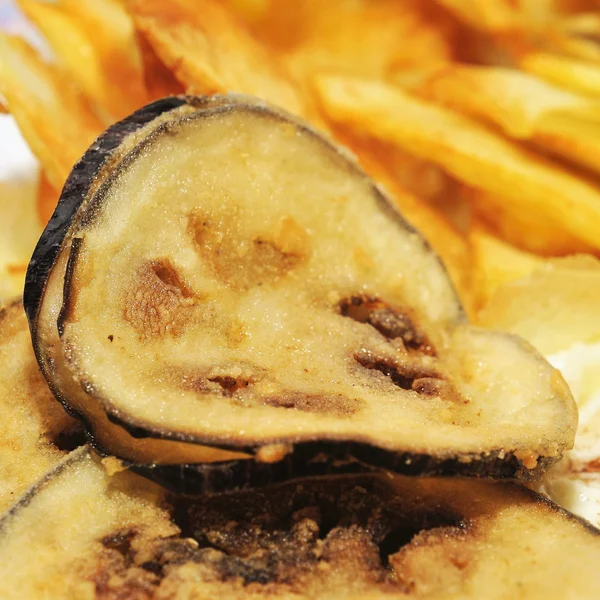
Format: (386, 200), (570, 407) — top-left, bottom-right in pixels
(0, 300), (83, 511)
(1, 446), (599, 600)
(25, 95), (577, 487)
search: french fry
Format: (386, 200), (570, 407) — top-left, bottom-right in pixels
(313, 75), (600, 253)
(136, 32), (184, 99)
(126, 0), (308, 117)
(552, 12), (600, 62)
(415, 64), (600, 176)
(470, 226), (542, 310)
(36, 171), (60, 227)
(270, 0), (455, 79)
(468, 187), (594, 255)
(0, 35), (103, 191)
(433, 0), (522, 33)
(521, 52), (600, 97)
(18, 0), (149, 123)
(478, 255), (600, 354)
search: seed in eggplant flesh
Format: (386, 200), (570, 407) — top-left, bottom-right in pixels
(0, 447), (599, 600)
(25, 95), (577, 483)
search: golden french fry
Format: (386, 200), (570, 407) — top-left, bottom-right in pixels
(0, 35), (103, 191)
(18, 0), (149, 122)
(553, 12), (600, 62)
(36, 171), (60, 227)
(433, 0), (521, 33)
(126, 0), (308, 116)
(521, 52), (600, 97)
(414, 64), (600, 175)
(136, 32), (184, 99)
(470, 226), (542, 310)
(281, 0), (455, 80)
(468, 187), (594, 255)
(313, 75), (600, 253)
(478, 255), (600, 354)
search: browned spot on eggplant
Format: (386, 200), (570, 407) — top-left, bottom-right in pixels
(123, 259), (195, 338)
(354, 349), (461, 403)
(150, 261), (193, 297)
(355, 349), (439, 390)
(339, 295), (435, 356)
(101, 529), (135, 561)
(208, 375), (251, 395)
(412, 378), (463, 403)
(264, 392), (363, 417)
(177, 364), (260, 398)
(160, 477), (469, 592)
(583, 458), (600, 473)
(189, 212), (308, 289)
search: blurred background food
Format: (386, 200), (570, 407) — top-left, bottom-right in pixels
(1, 0), (600, 525)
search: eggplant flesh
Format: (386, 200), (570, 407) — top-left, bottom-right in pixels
(0, 301), (83, 511)
(26, 95), (576, 480)
(0, 446), (599, 600)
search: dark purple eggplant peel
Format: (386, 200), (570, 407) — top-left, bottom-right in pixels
(24, 95), (577, 491)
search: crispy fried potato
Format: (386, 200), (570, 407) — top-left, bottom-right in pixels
(0, 35), (103, 191)
(313, 75), (600, 253)
(433, 0), (522, 33)
(126, 0), (307, 116)
(521, 52), (600, 97)
(467, 187), (594, 255)
(256, 0), (455, 78)
(136, 32), (183, 99)
(478, 255), (600, 353)
(552, 12), (600, 62)
(470, 226), (542, 310)
(36, 171), (59, 227)
(435, 0), (596, 33)
(416, 64), (600, 176)
(18, 0), (148, 123)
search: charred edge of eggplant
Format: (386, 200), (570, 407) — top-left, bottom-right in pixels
(0, 446), (90, 529)
(103, 405), (557, 482)
(123, 441), (553, 496)
(57, 237), (83, 337)
(347, 444), (553, 482)
(24, 96), (189, 328)
(132, 444), (368, 495)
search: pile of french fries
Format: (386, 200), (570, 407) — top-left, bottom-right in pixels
(2, 0), (600, 521)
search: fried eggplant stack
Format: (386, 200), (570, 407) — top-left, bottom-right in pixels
(0, 96), (595, 598)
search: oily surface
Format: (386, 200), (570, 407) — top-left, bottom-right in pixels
(45, 102), (575, 469)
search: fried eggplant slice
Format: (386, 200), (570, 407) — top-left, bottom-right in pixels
(1, 447), (600, 599)
(25, 95), (576, 481)
(0, 301), (83, 512)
